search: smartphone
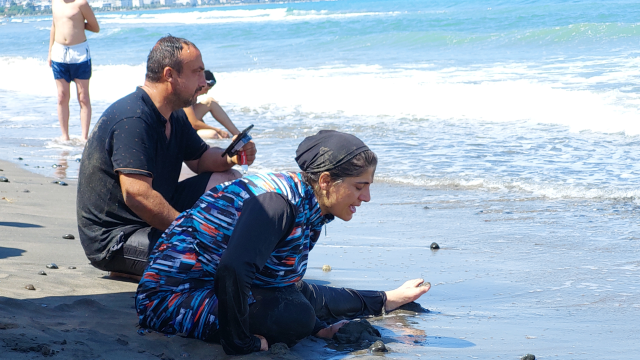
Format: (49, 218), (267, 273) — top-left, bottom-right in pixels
(221, 124), (254, 158)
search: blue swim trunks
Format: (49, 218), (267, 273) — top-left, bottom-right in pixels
(50, 41), (92, 83)
(52, 60), (92, 83)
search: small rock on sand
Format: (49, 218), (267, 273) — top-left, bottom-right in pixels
(25, 284), (35, 290)
(46, 263), (59, 269)
(0, 176), (9, 183)
(430, 242), (440, 249)
(369, 340), (388, 353)
(62, 234), (75, 240)
(269, 343), (289, 355)
(333, 319), (381, 345)
(521, 355), (535, 360)
(322, 264), (331, 272)
(38, 271), (47, 276)
(68, 266), (76, 269)
(51, 180), (68, 186)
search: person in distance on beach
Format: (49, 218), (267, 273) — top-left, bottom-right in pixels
(136, 130), (431, 354)
(76, 35), (256, 278)
(48, 0), (99, 142)
(183, 70), (241, 140)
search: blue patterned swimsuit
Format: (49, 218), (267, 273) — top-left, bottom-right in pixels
(135, 172), (333, 344)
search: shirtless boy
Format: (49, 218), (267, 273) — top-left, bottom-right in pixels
(183, 70), (241, 140)
(47, 0), (99, 142)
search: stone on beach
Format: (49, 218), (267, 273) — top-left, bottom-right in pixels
(333, 319), (381, 345)
(46, 263), (59, 269)
(0, 176), (9, 182)
(322, 264), (332, 272)
(521, 354), (535, 360)
(430, 242), (440, 249)
(369, 340), (388, 353)
(24, 284), (35, 290)
(38, 270), (47, 276)
(62, 234), (75, 240)
(269, 342), (289, 355)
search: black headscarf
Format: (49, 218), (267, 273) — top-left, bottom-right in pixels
(295, 130), (369, 173)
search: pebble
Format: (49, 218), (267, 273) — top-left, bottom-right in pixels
(423, 206), (430, 209)
(17, 157), (23, 160)
(521, 355), (535, 360)
(22, 189), (30, 193)
(46, 263), (59, 269)
(75, 158), (81, 163)
(25, 284), (35, 290)
(430, 242), (440, 250)
(269, 343), (289, 356)
(52, 164), (60, 168)
(38, 271), (47, 276)
(68, 266), (76, 269)
(369, 340), (388, 353)
(322, 264), (332, 272)
(0, 169), (3, 171)
(51, 180), (68, 186)
(0, 176), (9, 183)
(62, 234), (75, 240)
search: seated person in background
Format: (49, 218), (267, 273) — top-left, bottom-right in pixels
(136, 130), (431, 354)
(183, 70), (240, 140)
(77, 36), (256, 277)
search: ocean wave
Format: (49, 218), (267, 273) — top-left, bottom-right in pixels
(377, 175), (640, 201)
(95, 8), (398, 25)
(2, 56), (640, 136)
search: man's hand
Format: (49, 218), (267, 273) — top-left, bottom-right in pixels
(228, 139), (257, 166)
(255, 334), (268, 351)
(314, 320), (349, 339)
(47, 54), (52, 67)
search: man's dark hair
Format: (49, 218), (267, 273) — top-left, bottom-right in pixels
(146, 35), (198, 83)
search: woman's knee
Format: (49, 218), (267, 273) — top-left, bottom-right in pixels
(249, 287), (317, 347)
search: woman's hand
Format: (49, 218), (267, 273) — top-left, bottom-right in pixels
(314, 320), (349, 339)
(255, 334), (268, 351)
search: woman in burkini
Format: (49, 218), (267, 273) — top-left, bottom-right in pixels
(135, 130), (431, 354)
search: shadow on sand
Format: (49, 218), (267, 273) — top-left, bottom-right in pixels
(0, 246), (26, 260)
(0, 222), (43, 228)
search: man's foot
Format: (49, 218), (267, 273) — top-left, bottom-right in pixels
(384, 279), (431, 312)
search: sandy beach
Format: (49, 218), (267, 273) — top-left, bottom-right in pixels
(3, 157), (640, 359)
(0, 159), (434, 359)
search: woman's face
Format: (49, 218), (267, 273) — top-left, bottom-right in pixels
(319, 167), (375, 221)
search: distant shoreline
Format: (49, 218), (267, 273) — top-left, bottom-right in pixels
(1, 0), (323, 18)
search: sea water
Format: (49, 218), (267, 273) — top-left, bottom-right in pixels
(1, 0), (640, 358)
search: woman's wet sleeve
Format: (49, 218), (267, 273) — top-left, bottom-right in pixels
(214, 192), (296, 355)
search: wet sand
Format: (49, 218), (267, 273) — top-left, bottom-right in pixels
(2, 159), (640, 359)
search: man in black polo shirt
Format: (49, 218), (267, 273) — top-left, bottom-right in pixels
(77, 35), (256, 276)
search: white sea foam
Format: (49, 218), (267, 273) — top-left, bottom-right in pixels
(95, 8), (398, 25)
(2, 56), (640, 136)
(378, 174), (640, 201)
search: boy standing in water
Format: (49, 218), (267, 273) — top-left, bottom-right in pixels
(47, 0), (99, 142)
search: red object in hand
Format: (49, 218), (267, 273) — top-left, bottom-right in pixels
(238, 151), (247, 165)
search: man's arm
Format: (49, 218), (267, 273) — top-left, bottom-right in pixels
(184, 141), (256, 175)
(119, 173), (179, 232)
(47, 20), (55, 67)
(80, 0), (100, 33)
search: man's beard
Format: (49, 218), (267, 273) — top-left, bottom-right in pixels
(172, 87), (200, 109)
